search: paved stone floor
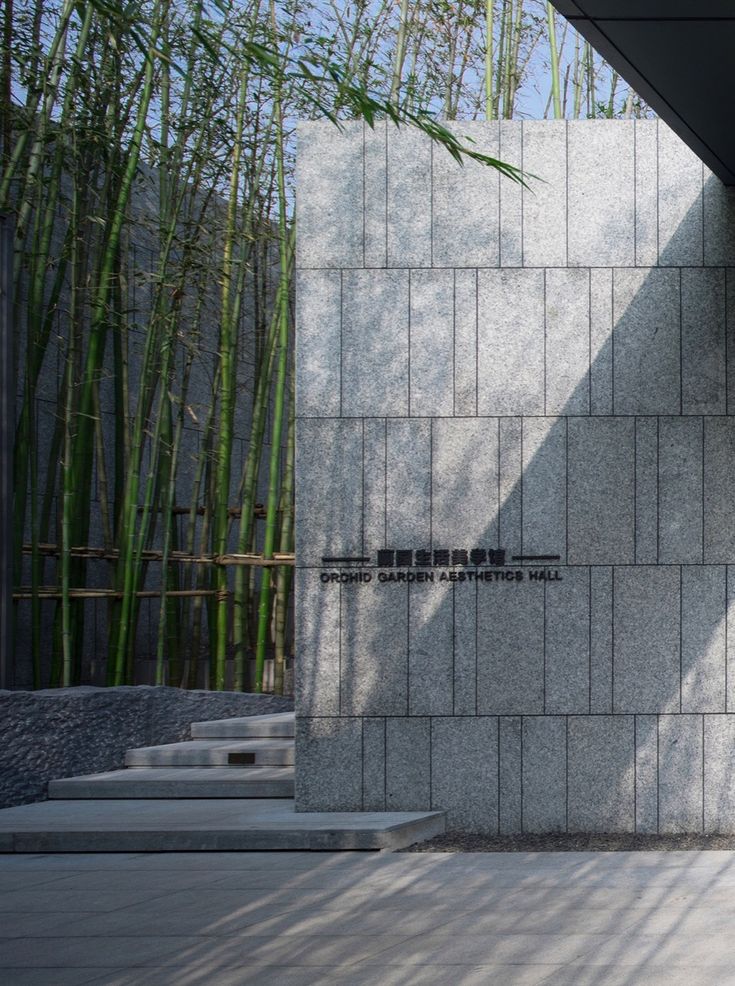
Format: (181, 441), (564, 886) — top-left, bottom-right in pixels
(2, 850), (735, 985)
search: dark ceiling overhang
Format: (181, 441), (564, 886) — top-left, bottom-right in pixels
(552, 2), (735, 185)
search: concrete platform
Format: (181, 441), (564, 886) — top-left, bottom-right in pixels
(191, 712), (295, 739)
(0, 799), (446, 852)
(2, 849), (735, 984)
(49, 767), (295, 800)
(124, 739), (294, 767)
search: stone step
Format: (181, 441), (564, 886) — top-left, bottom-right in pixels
(191, 711), (295, 740)
(0, 799), (446, 852)
(125, 738), (294, 768)
(48, 767), (295, 800)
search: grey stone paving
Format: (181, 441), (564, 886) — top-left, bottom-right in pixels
(2, 850), (735, 984)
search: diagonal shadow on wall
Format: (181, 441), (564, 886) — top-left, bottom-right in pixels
(294, 120), (735, 850)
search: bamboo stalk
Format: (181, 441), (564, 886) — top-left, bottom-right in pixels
(212, 65), (248, 691)
(274, 351), (294, 696)
(254, 6), (290, 692)
(546, 2), (562, 120)
(389, 0), (411, 104)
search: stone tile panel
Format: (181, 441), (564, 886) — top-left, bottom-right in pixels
(385, 718), (431, 811)
(342, 270), (409, 416)
(522, 716), (567, 833)
(477, 270), (545, 416)
(432, 122), (500, 267)
(296, 121), (363, 268)
(568, 121), (635, 267)
(613, 566), (680, 714)
(431, 717), (499, 832)
(568, 716), (635, 833)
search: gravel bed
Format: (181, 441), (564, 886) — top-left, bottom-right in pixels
(404, 831), (735, 852)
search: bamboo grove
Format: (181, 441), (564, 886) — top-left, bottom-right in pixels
(1, 0), (648, 691)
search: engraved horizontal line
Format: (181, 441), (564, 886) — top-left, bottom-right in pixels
(296, 563), (733, 569)
(512, 555), (562, 562)
(320, 556), (371, 563)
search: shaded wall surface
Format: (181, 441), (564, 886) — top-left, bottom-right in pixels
(294, 118), (735, 833)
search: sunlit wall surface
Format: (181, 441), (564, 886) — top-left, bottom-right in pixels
(294, 119), (735, 833)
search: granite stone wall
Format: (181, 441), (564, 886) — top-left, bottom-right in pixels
(294, 118), (735, 833)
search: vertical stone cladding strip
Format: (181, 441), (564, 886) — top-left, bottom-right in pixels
(634, 119), (658, 267)
(499, 122), (522, 267)
(295, 718), (363, 811)
(431, 122), (500, 268)
(477, 579), (544, 715)
(634, 417), (658, 564)
(296, 419), (363, 567)
(567, 418), (634, 565)
(362, 718), (386, 811)
(342, 270), (409, 417)
(296, 270), (342, 418)
(704, 166), (735, 267)
(498, 418), (523, 562)
(294, 568), (341, 717)
(499, 716), (522, 833)
(658, 121), (704, 267)
(658, 416), (703, 563)
(658, 715), (704, 833)
(612, 268), (681, 415)
(385, 718), (431, 810)
(726, 267), (735, 414)
(387, 128), (432, 268)
(522, 716), (567, 833)
(295, 120), (364, 269)
(727, 568), (735, 712)
(568, 717), (635, 833)
(567, 121), (635, 268)
(453, 269), (478, 416)
(545, 568), (590, 715)
(409, 270), (454, 416)
(453, 581), (477, 716)
(432, 419), (499, 550)
(431, 717), (499, 832)
(703, 716), (735, 832)
(522, 417), (567, 563)
(340, 582), (408, 717)
(363, 420), (386, 559)
(703, 418), (735, 563)
(408, 583), (453, 716)
(590, 567), (613, 713)
(478, 270), (545, 415)
(681, 268), (726, 414)
(613, 566), (681, 714)
(386, 420), (431, 548)
(589, 268), (613, 414)
(634, 714), (659, 833)
(363, 120), (388, 269)
(545, 269), (590, 414)
(681, 566), (726, 713)
(522, 121), (567, 267)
